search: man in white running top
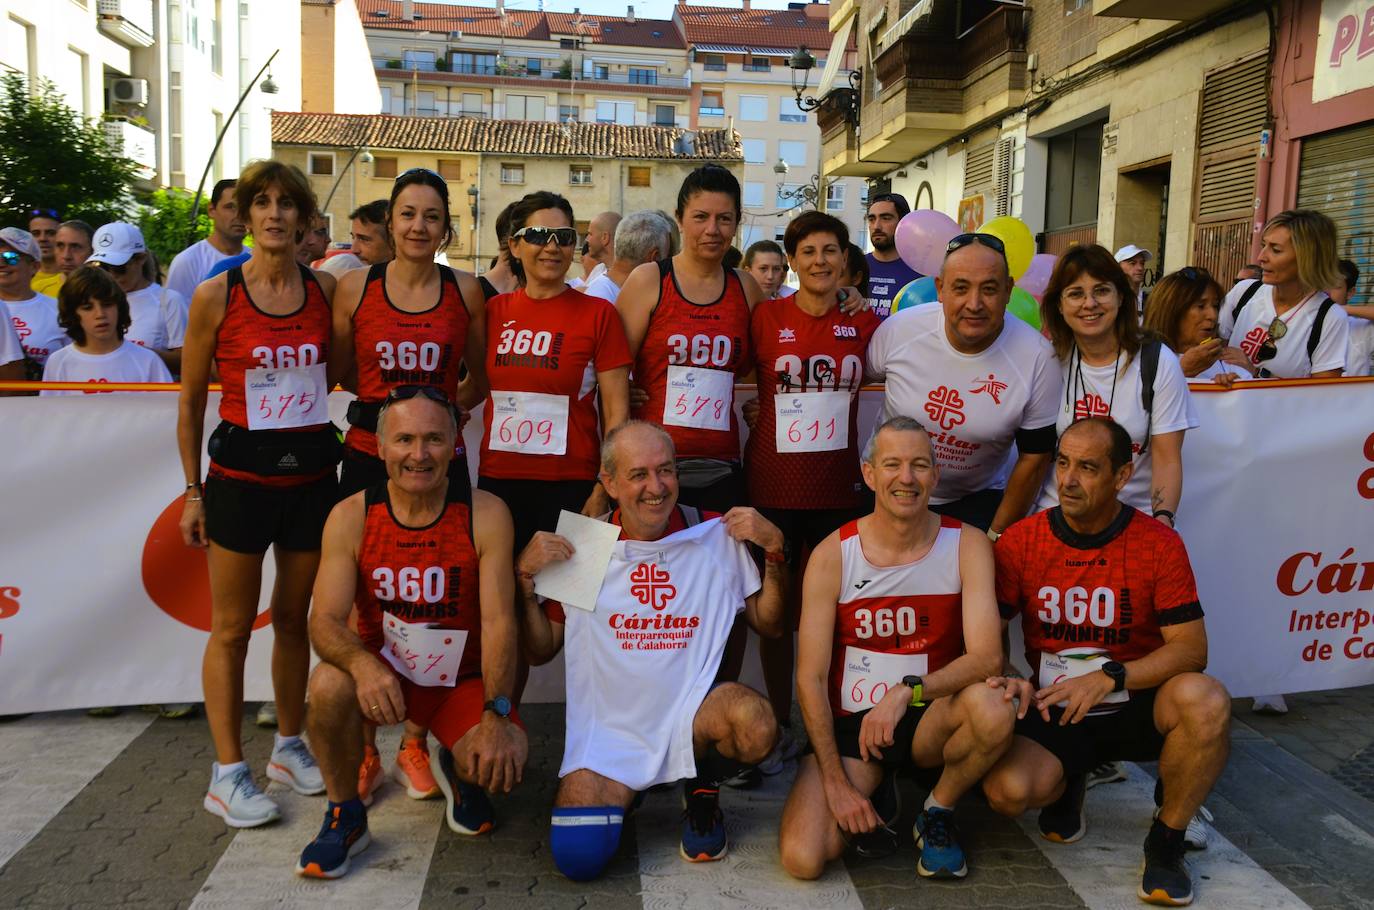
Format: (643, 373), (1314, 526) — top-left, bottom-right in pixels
(516, 420), (788, 881)
(779, 415), (1012, 882)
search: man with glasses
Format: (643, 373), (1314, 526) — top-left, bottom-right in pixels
(983, 416), (1230, 908)
(166, 179), (247, 301)
(866, 232), (1059, 536)
(864, 193), (920, 319)
(28, 208), (65, 296)
(297, 387), (527, 880)
(0, 227), (69, 378)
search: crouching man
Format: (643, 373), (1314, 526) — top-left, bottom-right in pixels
(517, 420), (788, 880)
(297, 387), (527, 879)
(779, 416), (1013, 881)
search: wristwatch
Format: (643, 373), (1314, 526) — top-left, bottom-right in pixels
(1101, 661), (1127, 693)
(901, 675), (925, 707)
(483, 695), (513, 718)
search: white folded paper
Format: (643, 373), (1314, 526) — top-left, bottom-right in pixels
(532, 510), (620, 612)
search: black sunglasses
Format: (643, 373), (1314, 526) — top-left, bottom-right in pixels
(385, 384), (462, 419)
(946, 232), (1007, 255)
(512, 226), (579, 248)
(94, 260), (134, 276)
(30, 207), (59, 219)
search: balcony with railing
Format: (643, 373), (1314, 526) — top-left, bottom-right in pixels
(104, 117), (157, 181)
(374, 63), (689, 95)
(858, 1), (1027, 166)
(97, 0), (154, 47)
(1093, 0), (1240, 20)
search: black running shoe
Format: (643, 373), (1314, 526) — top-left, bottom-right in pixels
(1038, 772), (1087, 844)
(851, 770), (901, 859)
(1140, 821), (1193, 906)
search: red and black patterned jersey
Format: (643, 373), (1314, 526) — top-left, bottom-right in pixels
(348, 263), (470, 457)
(631, 259), (752, 462)
(215, 264), (331, 429)
(829, 516), (965, 717)
(355, 480), (482, 680)
(745, 296), (880, 510)
(995, 506), (1204, 687)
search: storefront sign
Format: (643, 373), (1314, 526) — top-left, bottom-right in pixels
(1314, 0), (1374, 102)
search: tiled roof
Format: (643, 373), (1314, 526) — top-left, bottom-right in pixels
(356, 0), (684, 48)
(678, 3), (836, 54)
(272, 112), (742, 160)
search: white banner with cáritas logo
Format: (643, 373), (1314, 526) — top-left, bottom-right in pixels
(0, 381), (1372, 711)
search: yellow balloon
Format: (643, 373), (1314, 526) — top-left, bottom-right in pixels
(977, 216), (1035, 280)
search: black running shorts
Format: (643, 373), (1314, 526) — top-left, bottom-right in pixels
(204, 472), (338, 554)
(1013, 687), (1165, 777)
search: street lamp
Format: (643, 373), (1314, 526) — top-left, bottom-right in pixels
(787, 45), (861, 129)
(774, 159), (821, 210)
(468, 185), (480, 272)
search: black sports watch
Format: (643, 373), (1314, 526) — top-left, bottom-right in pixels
(484, 695), (513, 718)
(1101, 661), (1126, 693)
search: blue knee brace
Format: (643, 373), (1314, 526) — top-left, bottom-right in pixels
(550, 806), (625, 882)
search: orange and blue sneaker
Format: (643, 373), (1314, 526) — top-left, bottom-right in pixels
(679, 783), (728, 862)
(914, 806), (967, 879)
(394, 738), (440, 800)
(1140, 819), (1193, 905)
(434, 746), (494, 835)
(358, 745), (383, 807)
(296, 799), (370, 879)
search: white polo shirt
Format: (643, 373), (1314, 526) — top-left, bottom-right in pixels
(866, 303), (1061, 504)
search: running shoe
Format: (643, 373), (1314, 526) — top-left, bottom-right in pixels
(852, 769), (901, 859)
(204, 765), (281, 828)
(1151, 778), (1212, 851)
(722, 766), (763, 789)
(679, 783), (728, 862)
(86, 706), (120, 717)
(296, 800), (371, 879)
(267, 738), (326, 795)
(758, 726), (807, 776)
(914, 807), (967, 878)
(1251, 694), (1288, 715)
(1085, 760), (1127, 790)
(434, 746), (494, 835)
(1038, 772), (1087, 844)
(358, 745), (383, 807)
(256, 701), (279, 728)
(1140, 822), (1193, 905)
(159, 703), (196, 719)
(394, 738), (440, 799)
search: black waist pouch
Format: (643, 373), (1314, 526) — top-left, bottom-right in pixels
(208, 421), (342, 476)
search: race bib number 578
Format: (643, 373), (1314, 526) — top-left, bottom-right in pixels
(664, 365), (732, 431)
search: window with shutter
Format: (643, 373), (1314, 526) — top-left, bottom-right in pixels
(1191, 52), (1267, 278)
(964, 142), (995, 197)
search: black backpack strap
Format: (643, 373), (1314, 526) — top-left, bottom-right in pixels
(1307, 297), (1336, 363)
(1138, 340), (1162, 456)
(679, 504), (703, 527)
(1231, 279), (1263, 323)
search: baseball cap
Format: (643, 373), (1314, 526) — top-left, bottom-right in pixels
(87, 222), (147, 266)
(0, 227), (42, 261)
(1114, 244), (1153, 264)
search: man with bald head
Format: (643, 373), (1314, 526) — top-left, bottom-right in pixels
(865, 233), (1060, 535)
(581, 211), (621, 286)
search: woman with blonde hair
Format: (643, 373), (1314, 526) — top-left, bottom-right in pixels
(1218, 209), (1349, 379)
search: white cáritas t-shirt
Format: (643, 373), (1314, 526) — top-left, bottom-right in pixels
(5, 293), (68, 366)
(1219, 280), (1348, 378)
(124, 283), (188, 352)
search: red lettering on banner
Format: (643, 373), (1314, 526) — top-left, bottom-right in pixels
(1344, 637), (1374, 660)
(1278, 549), (1374, 597)
(0, 586), (19, 619)
(1359, 432), (1374, 500)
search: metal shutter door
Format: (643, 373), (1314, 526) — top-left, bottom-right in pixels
(1298, 122), (1374, 305)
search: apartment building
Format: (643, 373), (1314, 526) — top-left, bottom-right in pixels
(0, 0), (303, 192)
(677, 0), (867, 250)
(273, 110), (742, 272)
(822, 0), (1289, 287)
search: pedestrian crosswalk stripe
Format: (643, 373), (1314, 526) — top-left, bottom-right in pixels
(0, 710), (154, 872)
(188, 727), (444, 910)
(1019, 762), (1312, 909)
(634, 767), (866, 910)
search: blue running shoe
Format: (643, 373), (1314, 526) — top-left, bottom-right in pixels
(679, 783), (728, 862)
(296, 800), (370, 879)
(433, 746), (494, 835)
(914, 807), (967, 878)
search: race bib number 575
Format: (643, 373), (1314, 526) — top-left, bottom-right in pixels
(245, 364), (328, 430)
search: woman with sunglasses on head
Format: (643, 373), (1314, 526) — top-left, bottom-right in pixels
(1218, 209), (1349, 380)
(478, 191), (631, 552)
(178, 160), (340, 829)
(1035, 244), (1195, 524)
(327, 167), (489, 803)
(85, 222), (188, 374)
(1142, 267), (1252, 388)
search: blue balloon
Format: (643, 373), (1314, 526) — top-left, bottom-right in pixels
(893, 276), (939, 313)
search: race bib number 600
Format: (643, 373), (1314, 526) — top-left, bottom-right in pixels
(664, 365), (733, 431)
(840, 646), (928, 713)
(245, 364), (328, 430)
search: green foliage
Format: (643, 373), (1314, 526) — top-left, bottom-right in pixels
(385, 59), (402, 69)
(435, 58), (450, 72)
(557, 59), (573, 79)
(136, 188), (211, 268)
(0, 74), (139, 229)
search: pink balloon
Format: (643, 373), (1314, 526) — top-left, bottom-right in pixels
(895, 209), (960, 277)
(1017, 253), (1058, 301)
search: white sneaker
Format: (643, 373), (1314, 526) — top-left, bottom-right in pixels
(267, 738), (326, 795)
(204, 766), (281, 828)
(256, 701), (279, 728)
(1155, 804), (1212, 850)
(1252, 694), (1289, 715)
(1085, 760), (1128, 790)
